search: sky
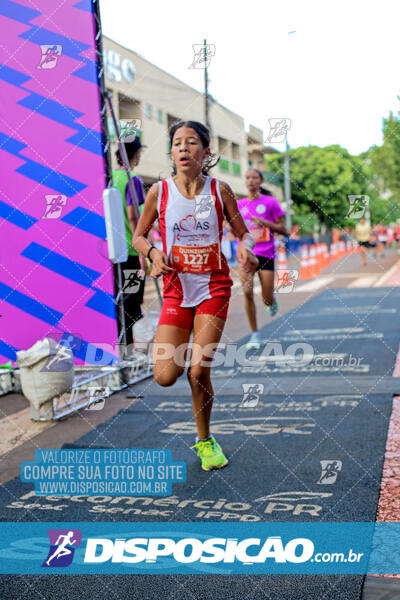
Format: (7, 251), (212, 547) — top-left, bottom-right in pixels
(99, 0), (400, 155)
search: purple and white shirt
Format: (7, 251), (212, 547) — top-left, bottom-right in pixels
(237, 194), (285, 259)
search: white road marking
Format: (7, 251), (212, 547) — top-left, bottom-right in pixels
(293, 277), (334, 292)
(348, 276), (378, 288)
(374, 259), (400, 286)
(283, 327), (365, 335)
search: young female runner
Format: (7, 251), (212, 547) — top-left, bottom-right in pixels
(237, 169), (289, 350)
(133, 120), (258, 470)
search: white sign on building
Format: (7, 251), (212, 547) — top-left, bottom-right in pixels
(103, 49), (135, 83)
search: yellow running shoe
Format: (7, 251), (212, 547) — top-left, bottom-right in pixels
(190, 436), (228, 471)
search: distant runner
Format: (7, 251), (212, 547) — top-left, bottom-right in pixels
(355, 217), (372, 266)
(395, 222), (400, 254)
(377, 224), (388, 258)
(237, 169), (289, 349)
(133, 120), (258, 471)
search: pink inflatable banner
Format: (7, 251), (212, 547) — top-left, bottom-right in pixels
(0, 0), (119, 366)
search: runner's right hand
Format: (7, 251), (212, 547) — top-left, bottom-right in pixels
(150, 249), (173, 278)
(237, 243), (259, 274)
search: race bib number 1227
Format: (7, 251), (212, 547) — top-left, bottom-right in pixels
(171, 243), (221, 273)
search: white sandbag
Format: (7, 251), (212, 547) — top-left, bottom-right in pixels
(133, 309), (159, 346)
(17, 338), (74, 409)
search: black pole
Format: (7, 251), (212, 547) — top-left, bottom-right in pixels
(204, 38), (210, 131)
(93, 0), (129, 353)
(92, 0), (112, 188)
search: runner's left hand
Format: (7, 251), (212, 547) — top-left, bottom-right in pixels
(139, 254), (150, 275)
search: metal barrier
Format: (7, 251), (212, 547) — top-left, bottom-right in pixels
(4, 352), (152, 422)
(0, 369), (19, 397)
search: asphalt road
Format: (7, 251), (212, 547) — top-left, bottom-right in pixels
(1, 248), (400, 598)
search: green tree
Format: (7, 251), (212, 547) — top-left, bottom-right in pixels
(368, 113), (400, 223)
(265, 145), (378, 231)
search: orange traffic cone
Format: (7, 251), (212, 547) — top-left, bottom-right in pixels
(315, 244), (322, 272)
(277, 245), (288, 271)
(299, 245), (311, 280)
(318, 244), (324, 270)
(323, 243), (330, 267)
(308, 245), (318, 277)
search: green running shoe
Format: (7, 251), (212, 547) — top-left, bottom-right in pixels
(246, 331), (261, 350)
(267, 298), (279, 317)
(191, 436), (228, 471)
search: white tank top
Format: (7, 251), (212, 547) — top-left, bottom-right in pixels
(157, 176), (232, 307)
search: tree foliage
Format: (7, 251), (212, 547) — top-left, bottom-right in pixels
(265, 145), (378, 231)
(368, 113), (400, 222)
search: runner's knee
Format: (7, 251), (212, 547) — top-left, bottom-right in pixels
(187, 365), (210, 387)
(153, 365), (184, 387)
(243, 286), (254, 300)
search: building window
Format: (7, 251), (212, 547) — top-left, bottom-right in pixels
(116, 95), (142, 142)
(232, 161), (241, 176)
(231, 143), (241, 176)
(145, 103), (152, 119)
(157, 109), (163, 123)
(118, 94), (141, 121)
(218, 137), (230, 172)
(219, 157), (230, 172)
(218, 136), (229, 156)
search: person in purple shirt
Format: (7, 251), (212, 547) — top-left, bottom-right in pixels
(237, 169), (289, 349)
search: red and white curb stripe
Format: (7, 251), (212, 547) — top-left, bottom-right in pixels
(375, 260), (400, 577)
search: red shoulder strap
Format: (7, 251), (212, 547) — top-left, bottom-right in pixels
(211, 178), (224, 240)
(158, 180), (169, 254)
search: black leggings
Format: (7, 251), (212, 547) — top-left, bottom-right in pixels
(114, 254), (145, 347)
